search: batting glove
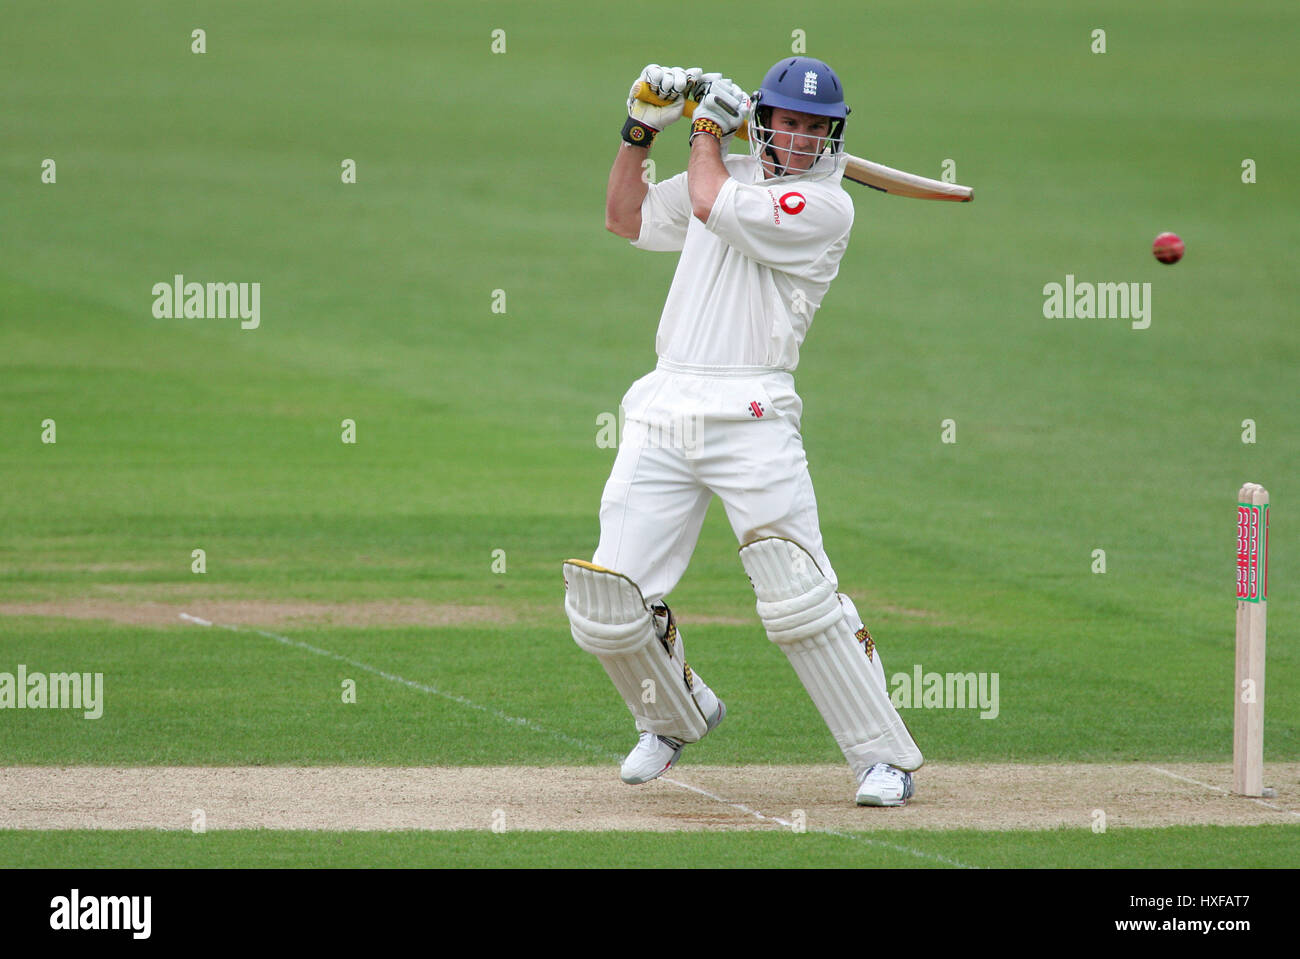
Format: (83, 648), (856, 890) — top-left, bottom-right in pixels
(624, 64), (700, 146)
(690, 76), (750, 150)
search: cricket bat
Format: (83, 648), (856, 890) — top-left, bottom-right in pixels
(631, 80), (974, 202)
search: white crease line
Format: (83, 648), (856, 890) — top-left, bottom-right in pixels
(662, 775), (795, 826)
(817, 826), (975, 868)
(662, 775), (977, 868)
(181, 614), (610, 758)
(1148, 766), (1300, 819)
(181, 613), (976, 865)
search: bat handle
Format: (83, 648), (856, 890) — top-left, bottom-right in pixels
(631, 80), (677, 108)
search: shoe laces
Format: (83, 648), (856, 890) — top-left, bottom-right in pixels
(636, 731), (681, 751)
(862, 762), (905, 784)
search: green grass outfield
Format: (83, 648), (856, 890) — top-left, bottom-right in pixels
(2, 0), (1298, 873)
(4, 826), (1298, 869)
(0, 617), (1293, 766)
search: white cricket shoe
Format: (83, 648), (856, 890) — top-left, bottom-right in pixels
(620, 701), (726, 785)
(620, 733), (684, 784)
(855, 762), (915, 807)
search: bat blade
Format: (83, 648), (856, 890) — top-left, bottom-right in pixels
(630, 80), (974, 203)
(842, 158), (974, 202)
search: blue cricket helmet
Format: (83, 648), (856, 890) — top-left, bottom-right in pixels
(749, 57), (850, 179)
(753, 57), (849, 119)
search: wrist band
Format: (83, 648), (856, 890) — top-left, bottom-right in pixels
(621, 116), (657, 146)
(690, 117), (724, 142)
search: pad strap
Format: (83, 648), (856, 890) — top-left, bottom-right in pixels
(564, 560), (711, 742)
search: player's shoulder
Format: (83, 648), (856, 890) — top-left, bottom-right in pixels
(722, 154), (760, 180)
(723, 155), (853, 228)
(784, 165), (854, 226)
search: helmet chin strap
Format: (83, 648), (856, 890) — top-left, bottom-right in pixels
(755, 106), (787, 179)
(764, 143), (787, 178)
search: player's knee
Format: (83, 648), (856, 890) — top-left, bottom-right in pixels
(738, 537), (841, 647)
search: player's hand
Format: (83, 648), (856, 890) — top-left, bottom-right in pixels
(692, 77), (750, 137)
(689, 72), (722, 102)
(689, 76), (749, 152)
(627, 64), (701, 131)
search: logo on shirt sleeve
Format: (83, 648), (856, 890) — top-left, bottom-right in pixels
(778, 192), (806, 215)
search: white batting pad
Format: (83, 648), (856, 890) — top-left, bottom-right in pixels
(739, 537), (923, 776)
(564, 560), (711, 743)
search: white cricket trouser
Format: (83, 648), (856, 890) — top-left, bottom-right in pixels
(592, 364), (842, 607)
(583, 364), (916, 774)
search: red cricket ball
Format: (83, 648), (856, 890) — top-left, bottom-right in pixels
(1153, 232), (1184, 264)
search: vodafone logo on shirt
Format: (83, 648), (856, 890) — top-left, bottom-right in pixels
(766, 190), (808, 224)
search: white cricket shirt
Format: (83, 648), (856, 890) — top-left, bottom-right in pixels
(632, 154), (854, 372)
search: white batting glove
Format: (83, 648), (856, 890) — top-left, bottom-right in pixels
(690, 76), (750, 149)
(689, 72), (722, 102)
(626, 64), (701, 132)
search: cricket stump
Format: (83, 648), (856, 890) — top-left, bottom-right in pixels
(1234, 483), (1269, 797)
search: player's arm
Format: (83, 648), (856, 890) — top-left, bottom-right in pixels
(606, 143), (650, 239)
(708, 179), (854, 278)
(687, 78), (749, 223)
(606, 64), (698, 239)
(687, 135), (729, 223)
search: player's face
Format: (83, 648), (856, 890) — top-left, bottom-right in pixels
(763, 108), (832, 175)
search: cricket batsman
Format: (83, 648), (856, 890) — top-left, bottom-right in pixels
(563, 58), (923, 806)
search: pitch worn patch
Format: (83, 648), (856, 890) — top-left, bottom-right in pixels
(1, 764), (1296, 832)
(0, 600), (511, 629)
